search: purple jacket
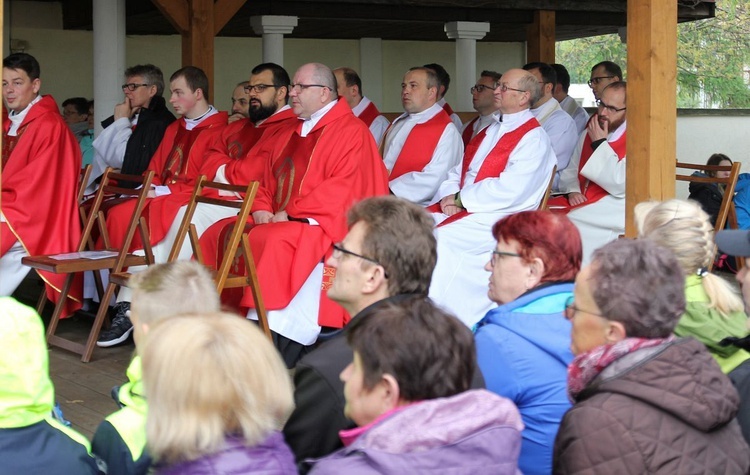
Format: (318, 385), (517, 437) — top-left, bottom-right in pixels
(155, 432), (296, 475)
(308, 390), (524, 474)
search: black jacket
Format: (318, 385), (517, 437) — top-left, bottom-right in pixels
(284, 295), (485, 473)
(101, 95), (175, 181)
(688, 171), (723, 227)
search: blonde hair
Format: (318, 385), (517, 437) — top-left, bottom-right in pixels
(129, 261), (220, 326)
(141, 313), (294, 465)
(635, 199), (743, 315)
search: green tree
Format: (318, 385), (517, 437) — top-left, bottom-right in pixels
(556, 0), (750, 108)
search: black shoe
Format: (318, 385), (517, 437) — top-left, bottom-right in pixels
(97, 303), (133, 347)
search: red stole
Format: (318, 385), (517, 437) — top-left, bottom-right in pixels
(389, 111), (452, 180)
(460, 127), (489, 187)
(2, 132), (22, 167)
(442, 102), (455, 116)
(357, 101), (380, 128)
(576, 131), (626, 206)
(461, 116), (479, 148)
(161, 126), (202, 184)
(432, 118), (540, 227)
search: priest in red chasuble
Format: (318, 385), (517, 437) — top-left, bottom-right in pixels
(200, 63), (390, 366)
(97, 66), (228, 347)
(1, 53), (82, 315)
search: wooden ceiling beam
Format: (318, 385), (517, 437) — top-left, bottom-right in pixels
(214, 0), (248, 35)
(151, 0), (189, 33)
(526, 10), (555, 64)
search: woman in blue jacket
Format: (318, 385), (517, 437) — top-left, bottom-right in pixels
(474, 210), (582, 475)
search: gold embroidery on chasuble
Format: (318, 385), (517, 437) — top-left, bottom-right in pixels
(163, 145), (185, 184)
(321, 266), (336, 291)
(273, 157), (295, 211)
(2, 124), (29, 167)
(227, 140), (243, 159)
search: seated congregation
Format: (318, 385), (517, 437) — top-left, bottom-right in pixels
(3, 51), (750, 474)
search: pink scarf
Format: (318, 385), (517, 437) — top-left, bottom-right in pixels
(568, 336), (674, 400)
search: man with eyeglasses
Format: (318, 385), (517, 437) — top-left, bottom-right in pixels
(552, 81), (627, 264)
(428, 68), (557, 328)
(587, 60), (622, 101)
(522, 62), (578, 190)
(97, 65), (229, 347)
(1, 53), (82, 309)
(382, 66), (463, 206)
(89, 64), (175, 189)
(461, 70), (501, 147)
(197, 63), (389, 367)
(282, 196), (483, 472)
(333, 67), (390, 147)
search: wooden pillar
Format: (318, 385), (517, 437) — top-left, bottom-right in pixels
(151, 0), (246, 103)
(624, 0), (677, 236)
(526, 10), (555, 64)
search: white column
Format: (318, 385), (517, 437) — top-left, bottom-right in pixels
(250, 16), (298, 66)
(444, 21), (490, 112)
(93, 0), (126, 136)
(359, 38), (383, 108)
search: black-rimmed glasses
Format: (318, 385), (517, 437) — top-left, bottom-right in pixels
(564, 296), (607, 321)
(122, 83), (149, 92)
(289, 83), (331, 93)
(595, 99), (626, 113)
(332, 243), (389, 278)
(470, 84), (497, 94)
(244, 84), (277, 94)
(494, 83), (527, 94)
(490, 250), (522, 267)
(587, 76), (615, 87)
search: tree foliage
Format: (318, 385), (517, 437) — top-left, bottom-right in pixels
(555, 0), (750, 108)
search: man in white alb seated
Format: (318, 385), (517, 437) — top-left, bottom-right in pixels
(333, 67), (390, 147)
(550, 81), (627, 264)
(522, 62), (578, 190)
(428, 68), (557, 328)
(381, 66), (463, 206)
(461, 70), (501, 148)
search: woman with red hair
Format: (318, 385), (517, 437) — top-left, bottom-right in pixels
(474, 210), (582, 475)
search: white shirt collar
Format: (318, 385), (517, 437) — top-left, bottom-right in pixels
(300, 99), (337, 137)
(8, 95), (42, 135)
(183, 105), (217, 131)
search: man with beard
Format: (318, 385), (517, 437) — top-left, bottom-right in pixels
(552, 82), (627, 264)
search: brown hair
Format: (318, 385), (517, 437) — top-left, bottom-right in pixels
(346, 297), (475, 401)
(347, 196), (436, 296)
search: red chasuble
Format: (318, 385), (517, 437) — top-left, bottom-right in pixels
(356, 101), (381, 128)
(426, 118), (540, 227)
(547, 130), (627, 213)
(1, 95), (82, 316)
(461, 116), (479, 148)
(104, 112), (228, 250)
(389, 110), (452, 180)
(199, 100), (390, 328)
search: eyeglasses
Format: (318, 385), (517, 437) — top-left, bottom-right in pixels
(494, 83), (527, 94)
(564, 296), (606, 321)
(332, 242), (389, 278)
(587, 76), (615, 87)
(490, 250), (522, 267)
(595, 99), (626, 113)
(244, 84), (276, 94)
(470, 84), (497, 94)
(122, 83), (149, 92)
(289, 83), (332, 93)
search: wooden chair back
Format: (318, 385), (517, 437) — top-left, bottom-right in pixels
(676, 161), (743, 271)
(22, 167), (156, 361)
(538, 165), (557, 211)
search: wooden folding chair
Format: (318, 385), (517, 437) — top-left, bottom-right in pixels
(538, 165), (557, 211)
(676, 161), (744, 271)
(22, 168), (156, 362)
(109, 176), (271, 339)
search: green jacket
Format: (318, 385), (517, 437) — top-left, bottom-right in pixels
(92, 355), (151, 475)
(679, 275), (750, 373)
(0, 297), (99, 474)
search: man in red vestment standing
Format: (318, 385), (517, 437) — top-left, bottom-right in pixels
(1, 53), (82, 314)
(204, 63), (389, 366)
(97, 66), (228, 347)
(333, 67), (389, 147)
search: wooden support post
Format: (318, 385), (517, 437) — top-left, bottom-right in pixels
(152, 0), (247, 102)
(526, 10), (555, 64)
(624, 0), (677, 236)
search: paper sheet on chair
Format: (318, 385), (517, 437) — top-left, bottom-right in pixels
(50, 251), (119, 260)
